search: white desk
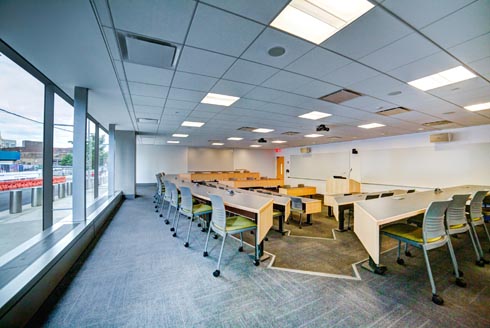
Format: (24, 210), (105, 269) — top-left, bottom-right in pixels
(164, 177), (273, 262)
(354, 185), (490, 273)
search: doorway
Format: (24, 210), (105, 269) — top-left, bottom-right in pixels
(276, 156), (284, 179)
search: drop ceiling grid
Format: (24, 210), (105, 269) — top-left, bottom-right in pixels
(96, 0), (490, 147)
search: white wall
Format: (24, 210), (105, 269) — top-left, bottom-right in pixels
(136, 146), (276, 183)
(188, 148), (234, 171)
(279, 125), (490, 194)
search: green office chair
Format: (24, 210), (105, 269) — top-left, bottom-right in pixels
(446, 194), (486, 267)
(160, 180), (172, 221)
(290, 197), (306, 228)
(176, 186), (212, 247)
(467, 191), (490, 259)
(381, 200), (465, 305)
(168, 183), (180, 234)
(203, 194), (257, 277)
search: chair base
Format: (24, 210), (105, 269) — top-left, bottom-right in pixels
(361, 259), (387, 275)
(455, 277), (467, 288)
(213, 270), (220, 277)
(432, 294), (444, 305)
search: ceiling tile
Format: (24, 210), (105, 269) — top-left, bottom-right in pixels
(168, 88), (206, 102)
(177, 46), (236, 78)
(421, 0), (490, 48)
(322, 7), (412, 59)
(131, 95), (165, 107)
(359, 33), (440, 71)
(211, 80), (255, 97)
(109, 0), (195, 43)
(286, 47), (351, 80)
(244, 86), (287, 101)
(124, 62), (174, 86)
(165, 99), (197, 110)
(448, 32), (490, 63)
(382, 0), (475, 28)
(241, 27), (314, 68)
(128, 81), (168, 98)
(231, 98), (268, 110)
(349, 74), (405, 98)
(200, 0), (289, 24)
(468, 56), (490, 79)
(186, 3), (264, 57)
(172, 71), (217, 92)
(261, 71), (312, 92)
(342, 96), (398, 113)
(223, 59), (278, 85)
(103, 27), (120, 61)
(134, 104), (163, 113)
(294, 80), (340, 98)
(322, 62), (379, 87)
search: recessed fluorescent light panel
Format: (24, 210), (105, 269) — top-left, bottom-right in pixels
(270, 0), (374, 44)
(212, 142), (224, 146)
(271, 140), (287, 144)
(181, 121), (205, 127)
(253, 128), (274, 133)
(408, 66), (476, 91)
(172, 134), (188, 138)
(250, 145), (262, 148)
(227, 137), (243, 141)
(167, 140), (180, 144)
(201, 93), (239, 106)
(305, 134), (323, 138)
(358, 123), (385, 129)
(464, 102), (490, 112)
(299, 111), (332, 120)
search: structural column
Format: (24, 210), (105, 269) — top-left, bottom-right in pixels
(108, 124), (116, 196)
(73, 87), (88, 221)
(42, 85), (54, 229)
(94, 123), (100, 199)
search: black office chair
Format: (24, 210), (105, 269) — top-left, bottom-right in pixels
(407, 189), (416, 193)
(380, 192), (394, 198)
(365, 194), (380, 200)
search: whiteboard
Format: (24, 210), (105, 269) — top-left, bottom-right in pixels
(289, 152), (350, 180)
(360, 143), (490, 188)
(187, 148), (234, 172)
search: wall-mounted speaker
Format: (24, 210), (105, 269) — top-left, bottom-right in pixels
(352, 148), (358, 154)
(429, 133), (452, 143)
(300, 147), (311, 153)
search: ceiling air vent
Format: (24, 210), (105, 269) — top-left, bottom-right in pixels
(282, 131), (300, 135)
(377, 107), (411, 116)
(325, 136), (342, 141)
(119, 32), (177, 69)
(422, 120), (453, 127)
(137, 118), (159, 124)
(237, 126), (257, 132)
(320, 89), (362, 104)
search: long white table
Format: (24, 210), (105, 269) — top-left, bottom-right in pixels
(324, 189), (407, 231)
(164, 177), (273, 263)
(354, 185), (490, 273)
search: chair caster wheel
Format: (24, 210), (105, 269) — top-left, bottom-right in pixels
(254, 259), (260, 266)
(155, 205), (157, 209)
(483, 258), (490, 264)
(455, 277), (466, 288)
(155, 210), (158, 212)
(159, 214), (163, 217)
(396, 258), (404, 265)
(170, 227), (175, 231)
(265, 237), (269, 241)
(184, 242), (189, 248)
(476, 259), (485, 267)
(250, 231), (254, 235)
(201, 228), (206, 232)
(238, 246), (243, 252)
(213, 270), (220, 277)
(404, 251), (412, 257)
(164, 220), (169, 225)
(213, 235), (218, 239)
(374, 267), (387, 275)
(203, 251), (208, 257)
(172, 233), (176, 237)
(453, 269), (464, 277)
(432, 294), (444, 305)
(299, 226), (302, 229)
(197, 223), (202, 227)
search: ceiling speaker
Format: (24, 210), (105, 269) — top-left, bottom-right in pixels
(300, 147), (311, 153)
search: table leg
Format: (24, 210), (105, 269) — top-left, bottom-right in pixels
(327, 206), (333, 217)
(361, 256), (387, 275)
(305, 214), (313, 225)
(336, 205), (347, 232)
(278, 214), (285, 235)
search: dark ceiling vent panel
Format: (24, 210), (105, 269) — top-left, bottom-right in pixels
(136, 118), (159, 124)
(237, 126), (256, 132)
(320, 89), (362, 104)
(282, 131), (300, 135)
(422, 120), (453, 127)
(377, 107), (411, 116)
(119, 32), (177, 69)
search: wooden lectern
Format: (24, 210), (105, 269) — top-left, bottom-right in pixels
(325, 177), (360, 194)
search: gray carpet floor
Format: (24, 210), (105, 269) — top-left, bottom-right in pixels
(29, 186), (490, 327)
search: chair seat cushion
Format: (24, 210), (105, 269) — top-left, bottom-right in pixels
(472, 217), (482, 222)
(449, 223), (466, 229)
(273, 210), (283, 217)
(193, 203), (212, 214)
(382, 223), (442, 243)
(291, 208), (304, 213)
(225, 216), (256, 232)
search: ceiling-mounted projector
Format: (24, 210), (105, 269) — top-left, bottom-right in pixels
(316, 124), (330, 132)
(257, 138), (267, 143)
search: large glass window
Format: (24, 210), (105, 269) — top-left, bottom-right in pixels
(53, 95), (74, 224)
(0, 51), (44, 257)
(86, 119), (96, 208)
(99, 129), (109, 198)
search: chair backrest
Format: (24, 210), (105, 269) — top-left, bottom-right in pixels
(423, 200), (451, 242)
(365, 194), (379, 200)
(247, 177), (255, 180)
(210, 194), (227, 229)
(156, 175), (162, 195)
(446, 194), (470, 228)
(407, 189), (415, 193)
(291, 197), (303, 210)
(298, 184), (305, 187)
(380, 192), (394, 198)
(469, 190), (488, 219)
(283, 185), (291, 189)
(344, 193), (352, 196)
(169, 183), (179, 207)
(163, 180), (171, 199)
(179, 186), (193, 213)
